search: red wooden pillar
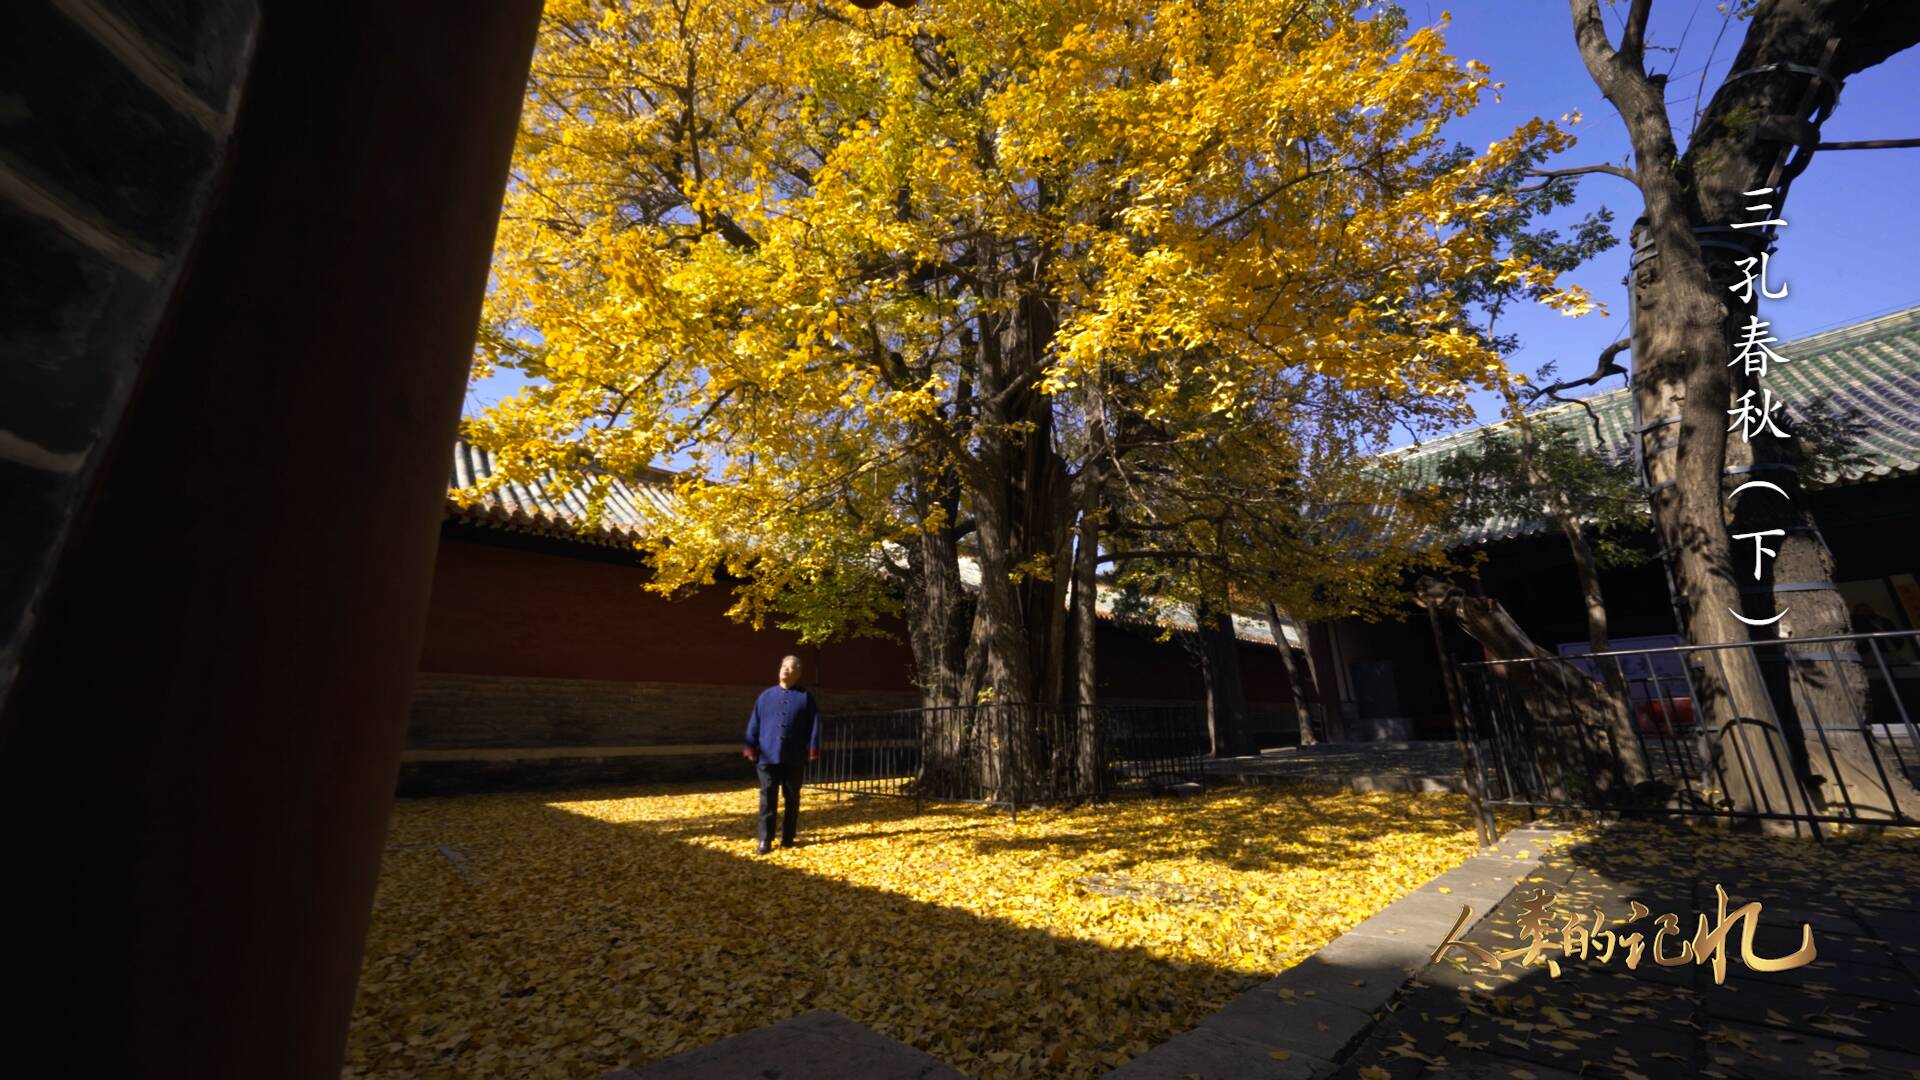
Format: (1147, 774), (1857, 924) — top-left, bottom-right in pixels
(0, 4), (541, 1076)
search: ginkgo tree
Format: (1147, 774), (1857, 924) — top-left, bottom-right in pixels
(463, 0), (1593, 797)
(1098, 367), (1465, 757)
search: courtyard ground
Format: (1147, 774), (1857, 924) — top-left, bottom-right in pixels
(343, 782), (1512, 1079)
(1335, 821), (1920, 1080)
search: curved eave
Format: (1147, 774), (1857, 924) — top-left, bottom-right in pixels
(443, 497), (650, 549)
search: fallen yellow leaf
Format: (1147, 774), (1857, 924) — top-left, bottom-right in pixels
(347, 784), (1509, 1079)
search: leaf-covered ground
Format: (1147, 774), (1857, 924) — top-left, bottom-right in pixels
(344, 783), (1501, 1079)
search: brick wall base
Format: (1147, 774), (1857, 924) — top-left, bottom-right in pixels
(396, 750), (752, 797)
(401, 672), (920, 795)
(401, 674), (1310, 796)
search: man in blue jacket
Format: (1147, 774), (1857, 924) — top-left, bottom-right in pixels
(743, 654), (821, 854)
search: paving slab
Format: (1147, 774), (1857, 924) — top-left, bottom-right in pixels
(1366, 970), (1703, 1078)
(1345, 891), (1494, 945)
(1747, 924), (1904, 973)
(1856, 904), (1920, 942)
(1274, 937), (1434, 1013)
(1415, 864), (1533, 907)
(1196, 990), (1376, 1061)
(1725, 943), (1920, 1007)
(1330, 821), (1920, 1080)
(1104, 1025), (1335, 1080)
(1713, 897), (1871, 939)
(1702, 970), (1920, 1051)
(1348, 1047), (1590, 1080)
(1700, 1018), (1920, 1080)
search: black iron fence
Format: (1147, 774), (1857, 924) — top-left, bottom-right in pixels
(804, 702), (1210, 813)
(1452, 629), (1920, 837)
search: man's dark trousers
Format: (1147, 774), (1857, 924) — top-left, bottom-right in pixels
(756, 760), (803, 846)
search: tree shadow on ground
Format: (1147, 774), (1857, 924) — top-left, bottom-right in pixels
(346, 787), (1261, 1080)
(1332, 820), (1920, 1080)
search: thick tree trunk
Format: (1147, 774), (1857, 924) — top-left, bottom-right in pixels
(969, 277), (1071, 802)
(1678, 4), (1920, 825)
(905, 516), (974, 796)
(1264, 602), (1318, 747)
(1623, 218), (1811, 826)
(967, 482), (1032, 801)
(1069, 473), (1105, 793)
(1567, 0), (1920, 830)
(1197, 602), (1255, 758)
(904, 520), (969, 709)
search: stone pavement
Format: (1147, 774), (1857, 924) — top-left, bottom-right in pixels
(1328, 822), (1920, 1080)
(1104, 826), (1569, 1079)
(1206, 742), (1472, 795)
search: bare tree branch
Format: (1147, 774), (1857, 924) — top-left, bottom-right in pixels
(1817, 137), (1920, 150)
(1620, 0), (1654, 64)
(1569, 0), (1625, 92)
(1524, 338), (1631, 404)
(1515, 163), (1642, 195)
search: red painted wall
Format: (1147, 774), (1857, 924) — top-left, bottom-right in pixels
(418, 534), (919, 691)
(1092, 619), (1206, 700)
(419, 532), (1294, 707)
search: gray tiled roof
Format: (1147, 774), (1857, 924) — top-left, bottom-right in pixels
(445, 439), (679, 546)
(1384, 305), (1920, 545)
(444, 443), (1289, 646)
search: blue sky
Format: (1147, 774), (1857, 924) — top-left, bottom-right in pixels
(1433, 0), (1920, 433)
(466, 2), (1920, 445)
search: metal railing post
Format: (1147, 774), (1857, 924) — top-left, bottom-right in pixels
(1445, 630), (1920, 833)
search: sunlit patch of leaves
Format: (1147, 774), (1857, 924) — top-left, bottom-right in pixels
(344, 784), (1498, 1078)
